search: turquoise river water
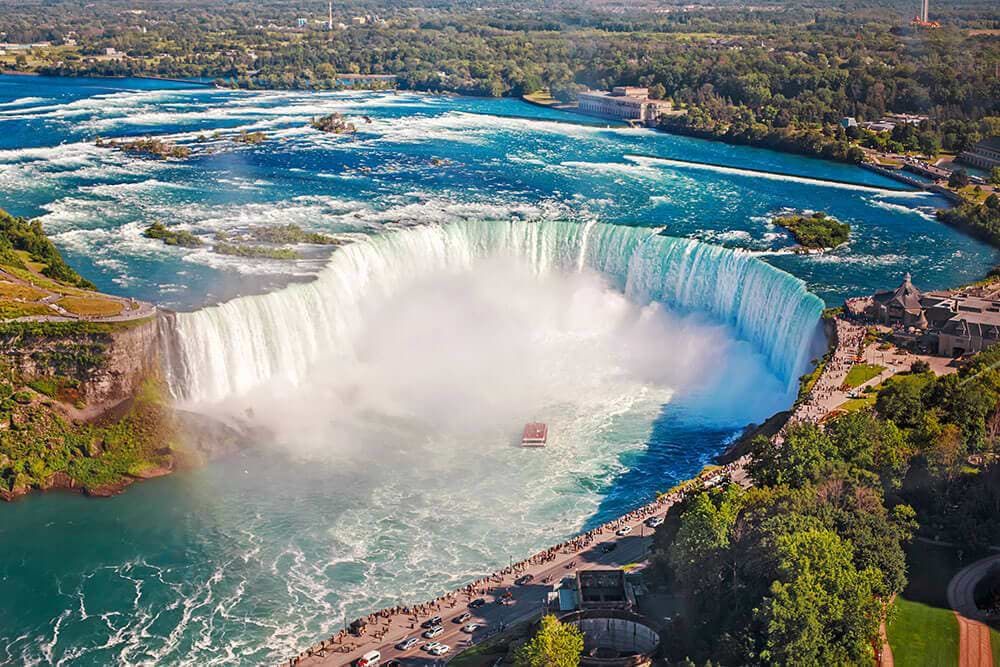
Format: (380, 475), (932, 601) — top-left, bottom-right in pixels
(0, 75), (996, 665)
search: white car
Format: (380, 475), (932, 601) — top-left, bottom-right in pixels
(429, 644), (451, 656)
(454, 612), (472, 623)
(645, 516), (664, 528)
(462, 623), (483, 633)
(615, 525), (633, 536)
(422, 642), (443, 653)
(396, 637), (418, 651)
(422, 626), (444, 639)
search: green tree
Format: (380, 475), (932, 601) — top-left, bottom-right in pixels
(758, 529), (881, 666)
(515, 615), (584, 667)
(991, 167), (1000, 186)
(949, 168), (970, 189)
(748, 423), (833, 488)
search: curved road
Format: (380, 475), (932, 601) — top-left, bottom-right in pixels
(947, 554), (999, 667)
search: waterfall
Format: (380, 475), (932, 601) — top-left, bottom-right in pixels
(165, 220), (824, 403)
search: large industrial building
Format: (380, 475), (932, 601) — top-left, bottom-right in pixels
(576, 87), (676, 125)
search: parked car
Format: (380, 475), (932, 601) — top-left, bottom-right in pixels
(422, 626), (444, 639)
(469, 598), (486, 608)
(396, 637), (418, 651)
(615, 525), (632, 536)
(454, 612), (472, 623)
(515, 574), (534, 586)
(645, 516), (665, 528)
(422, 616), (443, 628)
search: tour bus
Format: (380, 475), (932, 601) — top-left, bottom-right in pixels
(356, 650), (381, 667)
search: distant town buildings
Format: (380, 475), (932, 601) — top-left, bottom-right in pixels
(576, 87), (677, 125)
(856, 273), (1000, 357)
(860, 113), (930, 134)
(959, 137), (1000, 171)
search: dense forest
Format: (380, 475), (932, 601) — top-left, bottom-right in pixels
(1, 0), (998, 162)
(652, 346), (1000, 664)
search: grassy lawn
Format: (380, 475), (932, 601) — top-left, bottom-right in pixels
(992, 627), (1000, 665)
(844, 363), (885, 388)
(838, 394), (878, 413)
(0, 300), (52, 319)
(0, 280), (47, 301)
(888, 597), (959, 667)
(56, 296), (123, 317)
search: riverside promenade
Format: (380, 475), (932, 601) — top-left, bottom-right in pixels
(289, 315), (868, 667)
(289, 458), (748, 667)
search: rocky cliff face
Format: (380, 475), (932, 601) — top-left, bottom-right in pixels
(0, 316), (162, 415)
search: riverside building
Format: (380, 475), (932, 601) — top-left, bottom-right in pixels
(856, 273), (1000, 357)
(959, 136), (1000, 171)
(576, 87), (676, 126)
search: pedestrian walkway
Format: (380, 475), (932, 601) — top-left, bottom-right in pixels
(947, 554), (998, 667)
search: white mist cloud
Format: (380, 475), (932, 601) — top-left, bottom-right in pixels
(228, 255), (792, 462)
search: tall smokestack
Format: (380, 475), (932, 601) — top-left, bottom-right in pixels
(328, 0), (333, 30)
(921, 0), (929, 23)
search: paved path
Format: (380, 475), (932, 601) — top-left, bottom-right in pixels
(947, 554), (998, 667)
(290, 462), (745, 667)
(1, 266), (156, 323)
(290, 314), (944, 667)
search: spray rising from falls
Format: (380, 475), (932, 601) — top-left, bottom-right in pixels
(165, 220), (824, 404)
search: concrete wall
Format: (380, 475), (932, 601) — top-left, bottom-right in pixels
(576, 617), (660, 656)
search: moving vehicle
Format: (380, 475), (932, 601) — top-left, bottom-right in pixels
(356, 650), (380, 667)
(422, 616), (443, 628)
(615, 525), (633, 536)
(422, 642), (443, 653)
(454, 612), (472, 623)
(429, 644), (451, 656)
(396, 637), (418, 651)
(600, 542), (618, 553)
(469, 598), (486, 608)
(515, 574), (534, 586)
(462, 623), (483, 633)
(422, 626), (444, 639)
(645, 515), (665, 528)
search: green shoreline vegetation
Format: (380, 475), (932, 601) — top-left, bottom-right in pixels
(773, 211), (851, 249)
(0, 208), (94, 289)
(651, 344), (1000, 664)
(0, 207), (171, 500)
(2, 0), (996, 167)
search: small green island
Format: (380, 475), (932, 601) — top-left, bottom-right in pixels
(143, 223), (343, 260)
(143, 221), (204, 248)
(213, 242), (301, 260)
(773, 211), (851, 250)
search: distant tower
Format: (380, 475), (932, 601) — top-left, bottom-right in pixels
(328, 0), (333, 30)
(921, 0), (929, 23)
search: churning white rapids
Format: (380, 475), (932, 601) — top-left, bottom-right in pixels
(165, 219), (823, 453)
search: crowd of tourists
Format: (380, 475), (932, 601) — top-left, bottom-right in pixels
(787, 318), (868, 426)
(286, 458), (747, 666)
